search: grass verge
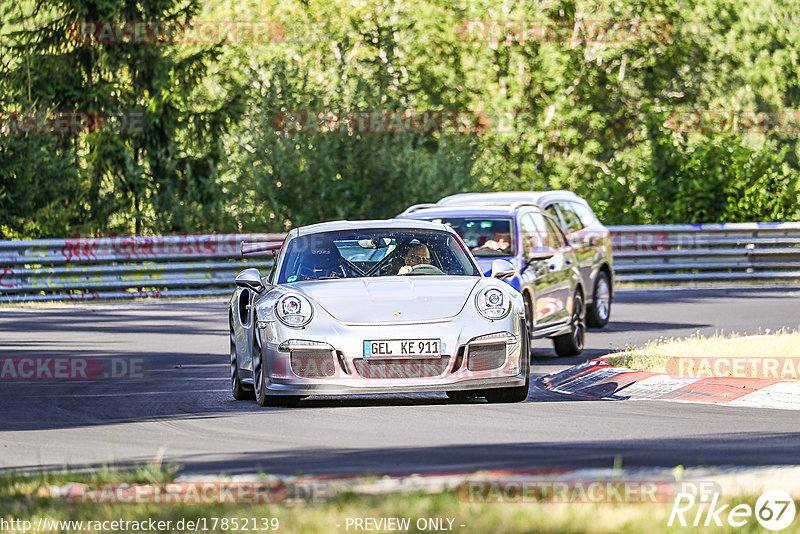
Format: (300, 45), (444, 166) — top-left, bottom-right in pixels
(605, 329), (800, 375)
(1, 467), (797, 533)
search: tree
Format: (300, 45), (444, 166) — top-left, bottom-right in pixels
(0, 0), (242, 237)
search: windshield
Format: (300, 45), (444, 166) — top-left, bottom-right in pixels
(277, 228), (481, 283)
(422, 217), (515, 257)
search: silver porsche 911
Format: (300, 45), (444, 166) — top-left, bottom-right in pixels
(229, 219), (529, 407)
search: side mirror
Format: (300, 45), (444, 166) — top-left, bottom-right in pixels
(490, 259), (516, 280)
(527, 246), (555, 262)
(235, 268), (265, 292)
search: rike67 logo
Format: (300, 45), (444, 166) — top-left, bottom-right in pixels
(669, 490), (796, 531)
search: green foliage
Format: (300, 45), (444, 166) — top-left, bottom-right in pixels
(644, 115), (798, 223)
(1, 0), (799, 238)
(0, 0), (242, 238)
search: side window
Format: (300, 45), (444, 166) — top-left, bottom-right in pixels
(543, 215), (567, 249)
(570, 201), (597, 227)
(519, 213), (543, 254)
(544, 204), (562, 227)
(529, 212), (561, 249)
(555, 202), (584, 232)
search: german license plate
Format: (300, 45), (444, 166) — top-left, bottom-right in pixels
(363, 339), (440, 358)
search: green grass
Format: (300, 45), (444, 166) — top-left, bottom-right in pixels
(1, 467), (795, 533)
(604, 329), (800, 376)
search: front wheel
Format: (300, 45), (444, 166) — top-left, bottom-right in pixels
(231, 322), (253, 401)
(485, 321), (530, 403)
(553, 292), (585, 357)
(586, 271), (611, 328)
(253, 333), (303, 408)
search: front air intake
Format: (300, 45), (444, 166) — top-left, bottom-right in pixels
(290, 350), (337, 378)
(466, 343), (506, 371)
(354, 358), (448, 379)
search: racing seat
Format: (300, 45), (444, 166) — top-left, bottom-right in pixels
(296, 246), (348, 280)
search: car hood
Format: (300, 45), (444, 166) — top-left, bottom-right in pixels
(292, 276), (482, 323)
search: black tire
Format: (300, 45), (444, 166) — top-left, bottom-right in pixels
(230, 321), (254, 401)
(523, 291), (544, 360)
(485, 320), (531, 403)
(446, 390), (483, 402)
(253, 330), (303, 408)
(553, 292), (585, 357)
(586, 270), (611, 328)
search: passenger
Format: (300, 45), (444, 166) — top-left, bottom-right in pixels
(473, 232), (511, 254)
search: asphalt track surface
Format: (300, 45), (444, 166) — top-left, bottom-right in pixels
(1, 287), (800, 476)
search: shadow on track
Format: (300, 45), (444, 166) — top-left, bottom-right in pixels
(7, 432), (800, 477)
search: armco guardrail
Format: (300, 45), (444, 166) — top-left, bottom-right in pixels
(2, 223), (799, 302)
(0, 234), (282, 303)
(610, 222), (800, 282)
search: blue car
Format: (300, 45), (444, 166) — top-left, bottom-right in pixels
(397, 202), (586, 356)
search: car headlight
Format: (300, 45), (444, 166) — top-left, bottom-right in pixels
(476, 287), (511, 320)
(275, 294), (314, 327)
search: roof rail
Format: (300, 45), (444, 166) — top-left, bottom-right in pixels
(509, 201), (540, 211)
(400, 203), (438, 215)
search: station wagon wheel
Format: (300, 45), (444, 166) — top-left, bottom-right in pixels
(586, 271), (611, 328)
(553, 292), (585, 357)
(230, 318), (253, 401)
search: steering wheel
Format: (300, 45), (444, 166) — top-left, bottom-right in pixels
(406, 264), (444, 275)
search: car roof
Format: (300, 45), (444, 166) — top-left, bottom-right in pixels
(295, 218), (451, 236)
(398, 204), (532, 218)
(436, 190), (582, 207)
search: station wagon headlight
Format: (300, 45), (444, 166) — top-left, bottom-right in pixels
(476, 287), (511, 320)
(276, 294), (314, 327)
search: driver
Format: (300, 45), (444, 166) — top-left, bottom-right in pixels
(398, 243), (431, 275)
(482, 232), (511, 253)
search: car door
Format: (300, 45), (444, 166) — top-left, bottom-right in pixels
(519, 211), (571, 329)
(234, 287), (257, 378)
(548, 201), (593, 289)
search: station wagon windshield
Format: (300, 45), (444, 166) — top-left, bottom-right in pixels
(277, 228), (481, 283)
(424, 217), (515, 257)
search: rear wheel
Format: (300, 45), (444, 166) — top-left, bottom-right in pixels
(485, 321), (530, 403)
(553, 292), (585, 357)
(586, 271), (611, 328)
